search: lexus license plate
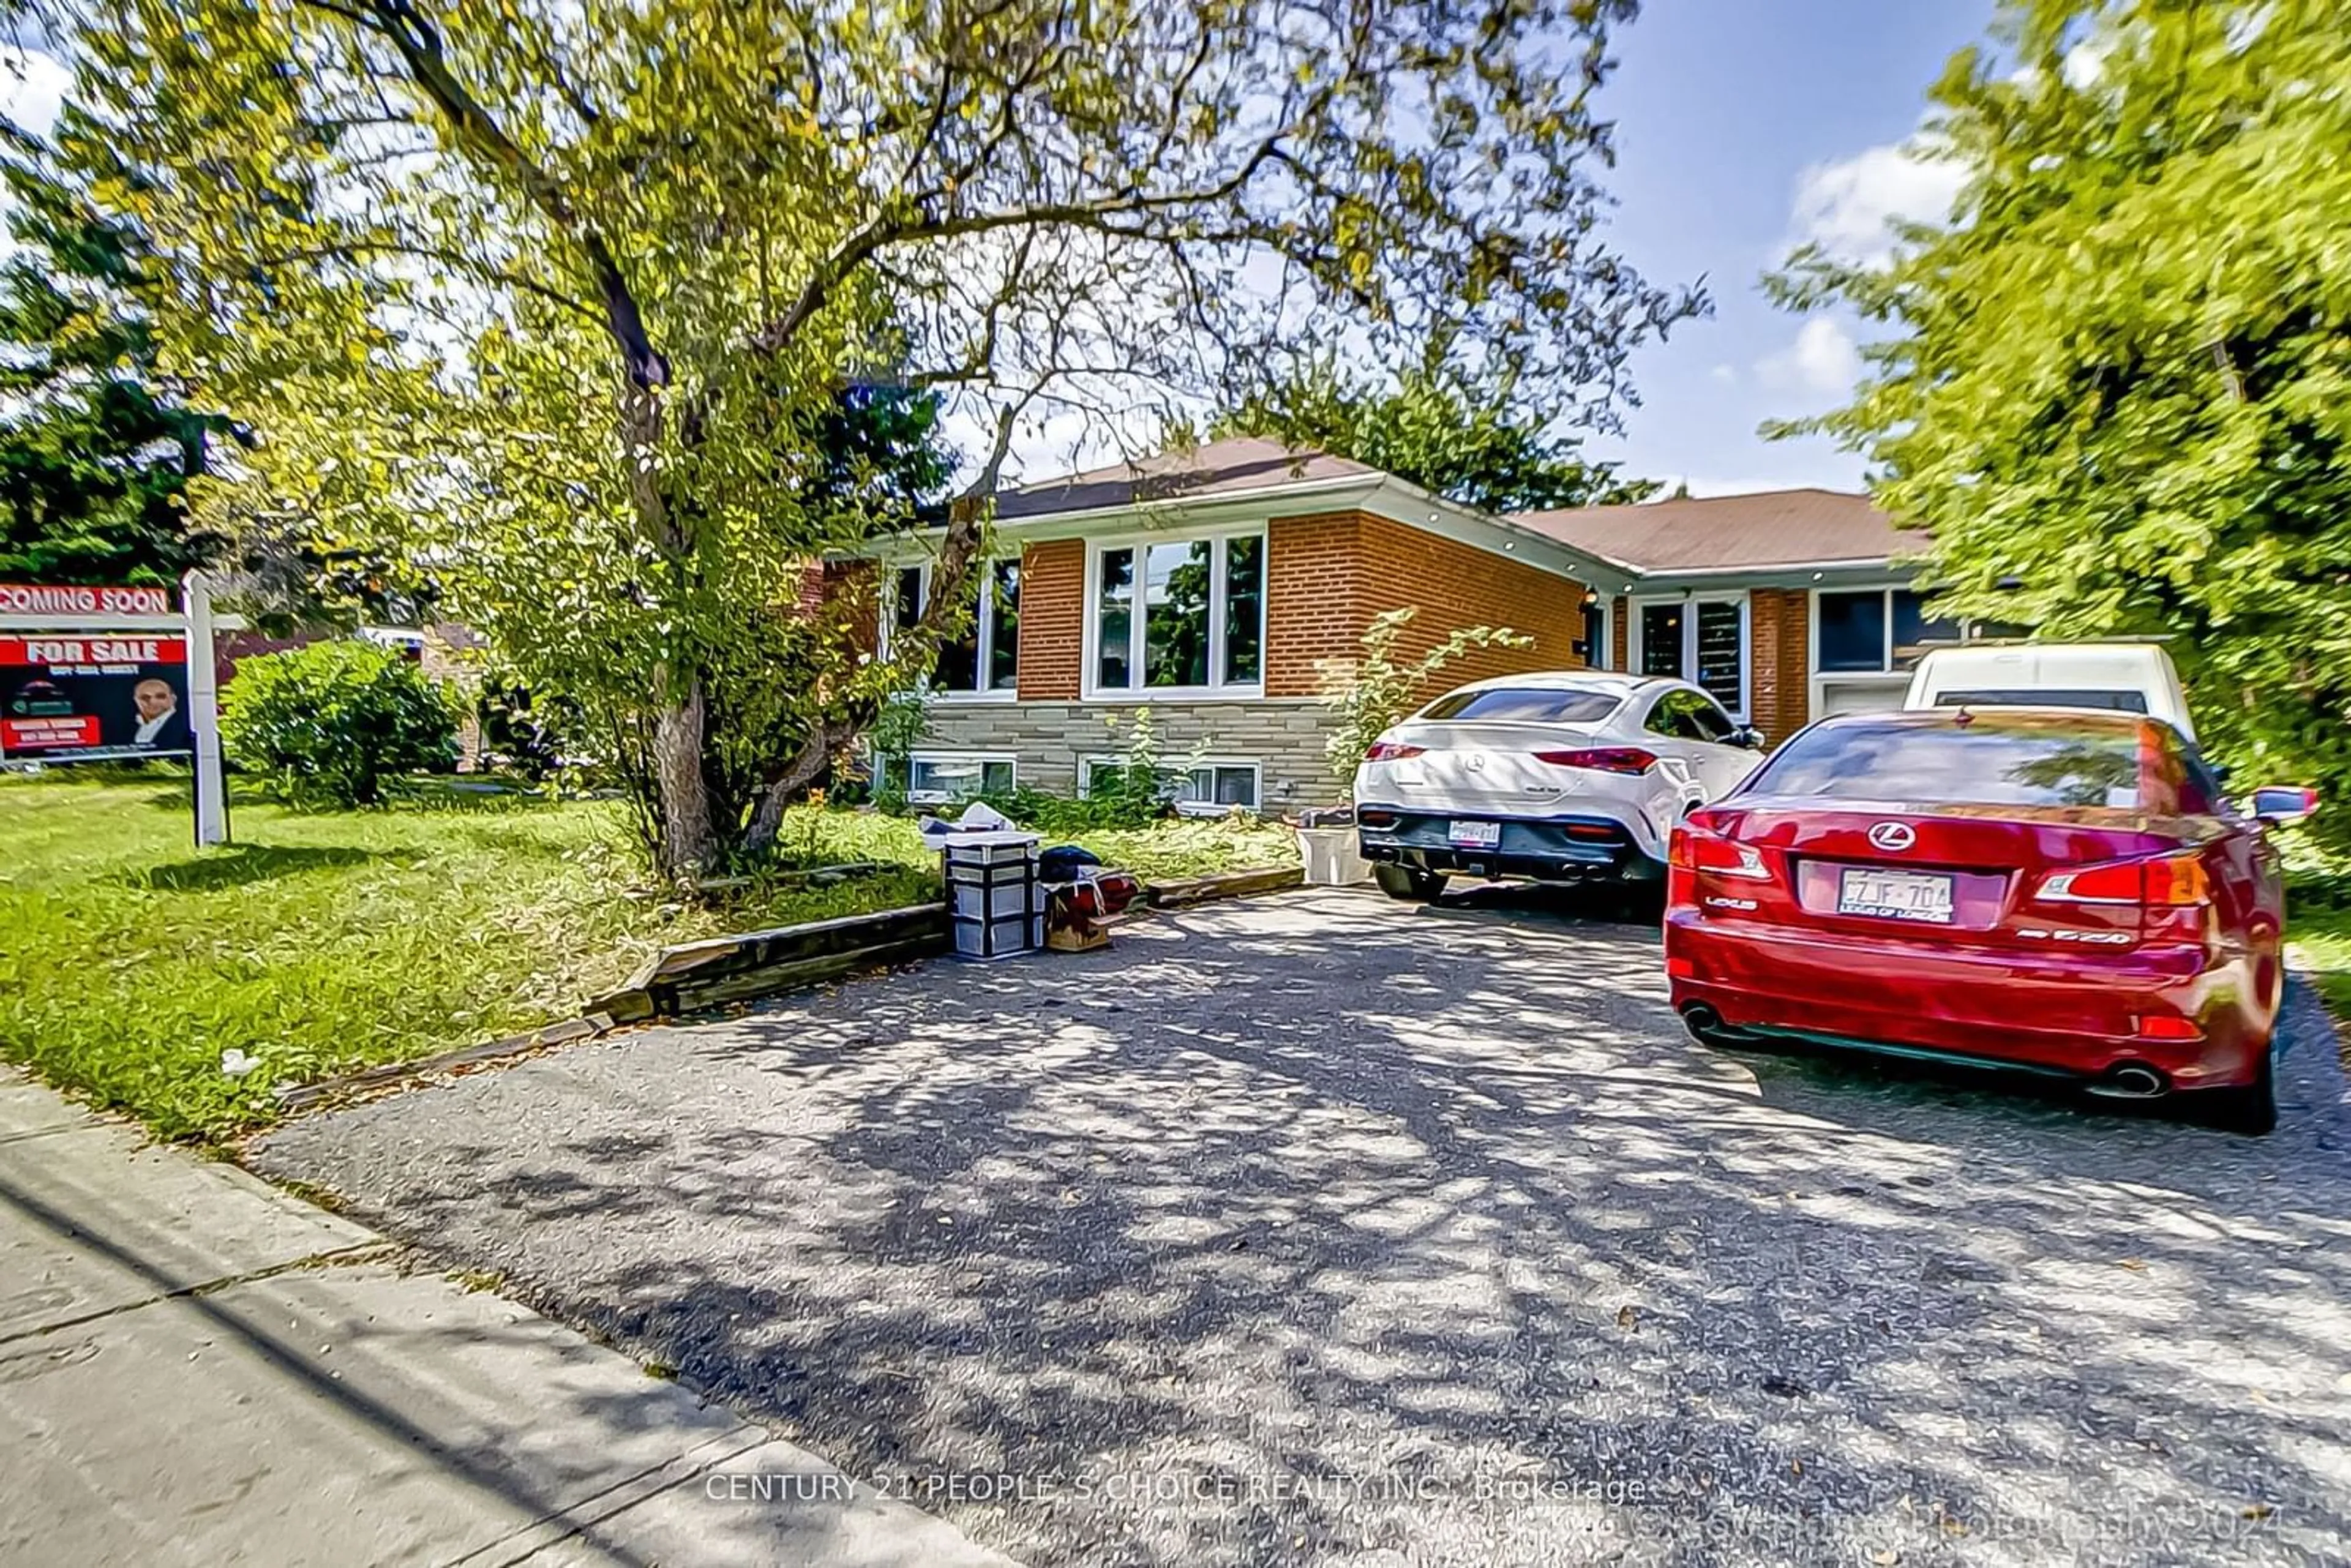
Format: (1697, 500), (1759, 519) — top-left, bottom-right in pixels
(1837, 867), (1954, 924)
(1449, 819), (1501, 849)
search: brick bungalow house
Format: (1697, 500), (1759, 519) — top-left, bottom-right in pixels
(876, 437), (1944, 812)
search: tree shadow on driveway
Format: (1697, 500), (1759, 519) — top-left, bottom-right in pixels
(250, 888), (2351, 1567)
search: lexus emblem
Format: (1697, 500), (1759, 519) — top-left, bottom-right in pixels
(1868, 821), (1917, 852)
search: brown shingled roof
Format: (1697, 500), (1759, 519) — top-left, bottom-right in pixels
(996, 435), (1373, 521)
(1510, 488), (1927, 572)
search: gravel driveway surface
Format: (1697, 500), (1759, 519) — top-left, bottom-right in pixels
(250, 886), (2351, 1567)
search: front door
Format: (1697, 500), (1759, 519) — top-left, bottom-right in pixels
(1640, 599), (1747, 718)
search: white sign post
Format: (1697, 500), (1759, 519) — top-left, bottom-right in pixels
(183, 571), (228, 847)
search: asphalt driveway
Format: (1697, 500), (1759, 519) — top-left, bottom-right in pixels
(250, 886), (2351, 1567)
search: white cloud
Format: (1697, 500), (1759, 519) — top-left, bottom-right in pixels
(0, 49), (72, 264)
(1754, 317), (1862, 397)
(2061, 40), (2109, 88)
(1784, 137), (1968, 268)
(1708, 363), (1738, 386)
(0, 47), (69, 135)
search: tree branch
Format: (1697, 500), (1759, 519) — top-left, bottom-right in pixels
(252, 239), (607, 326)
(337, 0), (667, 391)
(748, 91), (1318, 363)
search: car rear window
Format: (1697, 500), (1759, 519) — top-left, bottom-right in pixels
(1928, 687), (2150, 713)
(1749, 719), (2156, 809)
(1420, 688), (1622, 724)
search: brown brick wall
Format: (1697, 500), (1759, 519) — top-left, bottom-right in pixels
(1748, 587), (1810, 744)
(1262, 511), (1365, 697)
(1263, 511), (1589, 699)
(1610, 596), (1629, 672)
(1014, 538), (1086, 700)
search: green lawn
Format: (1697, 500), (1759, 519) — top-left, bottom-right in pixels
(2288, 880), (2351, 1026)
(0, 773), (1297, 1139)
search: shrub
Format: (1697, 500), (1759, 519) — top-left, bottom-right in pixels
(970, 785), (1147, 835)
(220, 640), (460, 807)
(1318, 607), (1532, 796)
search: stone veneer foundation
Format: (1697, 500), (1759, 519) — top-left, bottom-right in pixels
(917, 699), (1343, 812)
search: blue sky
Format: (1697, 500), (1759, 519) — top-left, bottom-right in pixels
(1588, 0), (1995, 496)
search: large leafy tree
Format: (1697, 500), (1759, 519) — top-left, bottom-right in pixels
(1219, 360), (1660, 512)
(24, 0), (1699, 873)
(1770, 0), (2351, 847)
(0, 118), (224, 586)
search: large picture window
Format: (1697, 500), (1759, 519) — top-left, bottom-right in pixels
(1811, 585), (1969, 718)
(887, 559), (1021, 696)
(1091, 530), (1265, 696)
(1818, 587), (1957, 673)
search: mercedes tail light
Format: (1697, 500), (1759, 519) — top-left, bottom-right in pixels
(1533, 747), (1657, 776)
(1363, 741), (1426, 762)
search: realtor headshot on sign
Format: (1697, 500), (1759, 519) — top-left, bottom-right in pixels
(131, 675), (189, 752)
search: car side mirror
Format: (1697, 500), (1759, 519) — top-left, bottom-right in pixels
(1731, 726), (1767, 751)
(2248, 785), (2319, 825)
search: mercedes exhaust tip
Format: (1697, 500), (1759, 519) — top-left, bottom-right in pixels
(1679, 1003), (1723, 1041)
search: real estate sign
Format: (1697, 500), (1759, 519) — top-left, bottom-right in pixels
(0, 634), (193, 760)
(0, 576), (227, 846)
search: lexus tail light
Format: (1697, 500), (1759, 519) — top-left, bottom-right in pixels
(1669, 828), (1768, 908)
(2038, 853), (2211, 907)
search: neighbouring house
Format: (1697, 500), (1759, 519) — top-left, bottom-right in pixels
(866, 437), (1961, 813)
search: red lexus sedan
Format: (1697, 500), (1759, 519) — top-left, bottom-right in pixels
(1665, 707), (2319, 1133)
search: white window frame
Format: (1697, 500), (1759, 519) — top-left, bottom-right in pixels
(902, 750), (1018, 805)
(1081, 755), (1263, 816)
(1808, 583), (1952, 718)
(880, 558), (1021, 703)
(1629, 592), (1750, 722)
(1081, 525), (1267, 702)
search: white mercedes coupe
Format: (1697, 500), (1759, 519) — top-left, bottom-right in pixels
(1352, 672), (1767, 901)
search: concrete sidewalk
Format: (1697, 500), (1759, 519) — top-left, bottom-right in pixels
(0, 1068), (1018, 1568)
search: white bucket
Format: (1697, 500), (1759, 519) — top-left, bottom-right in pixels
(1295, 826), (1370, 887)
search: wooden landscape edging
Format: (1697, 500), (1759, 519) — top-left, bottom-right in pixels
(589, 901), (952, 1022)
(272, 865), (1303, 1116)
(1144, 864), (1305, 907)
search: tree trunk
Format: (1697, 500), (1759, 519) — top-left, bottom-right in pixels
(741, 729), (836, 853)
(652, 670), (716, 877)
(737, 493), (992, 857)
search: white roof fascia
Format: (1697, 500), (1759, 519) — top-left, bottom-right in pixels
(1358, 478), (1643, 593)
